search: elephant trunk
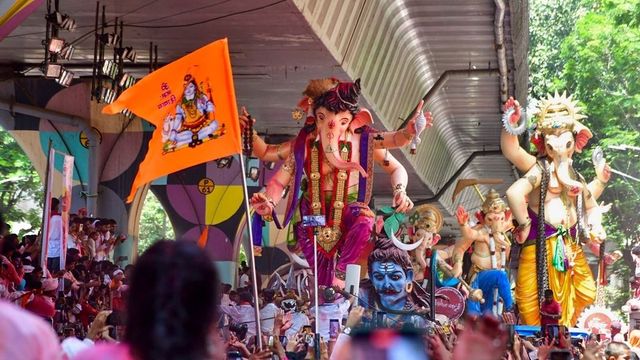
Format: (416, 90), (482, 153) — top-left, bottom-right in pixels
(322, 134), (367, 177)
(556, 159), (583, 196)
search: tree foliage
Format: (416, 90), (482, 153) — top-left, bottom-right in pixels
(559, 0), (640, 313)
(0, 129), (43, 236)
(529, 0), (590, 98)
(531, 0), (640, 314)
(137, 190), (174, 254)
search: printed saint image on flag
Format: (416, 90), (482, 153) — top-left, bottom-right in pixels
(102, 38), (241, 202)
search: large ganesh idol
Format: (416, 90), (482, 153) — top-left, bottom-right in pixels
(501, 93), (612, 326)
(248, 78), (429, 288)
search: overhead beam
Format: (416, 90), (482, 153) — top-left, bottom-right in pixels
(413, 149), (502, 206)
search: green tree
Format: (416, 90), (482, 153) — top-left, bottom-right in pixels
(558, 0), (640, 314)
(529, 0), (590, 98)
(137, 191), (174, 254)
(0, 129), (43, 236)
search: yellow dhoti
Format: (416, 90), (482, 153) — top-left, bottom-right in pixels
(516, 235), (596, 326)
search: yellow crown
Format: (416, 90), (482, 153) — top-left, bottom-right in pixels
(411, 204), (443, 233)
(481, 189), (508, 214)
(534, 92), (587, 135)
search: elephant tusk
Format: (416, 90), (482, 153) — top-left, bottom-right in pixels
(390, 232), (423, 251)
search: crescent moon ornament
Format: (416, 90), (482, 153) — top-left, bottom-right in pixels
(390, 231), (423, 251)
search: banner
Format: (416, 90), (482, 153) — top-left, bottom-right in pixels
(60, 154), (74, 269)
(40, 150), (74, 271)
(103, 38), (242, 202)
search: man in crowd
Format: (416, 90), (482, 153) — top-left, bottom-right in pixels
(605, 341), (632, 360)
(219, 291), (257, 338)
(259, 289), (279, 335)
(47, 198), (63, 273)
(540, 289), (562, 333)
(239, 266), (250, 289)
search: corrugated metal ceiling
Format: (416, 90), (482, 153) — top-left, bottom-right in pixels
(0, 0), (529, 237)
(294, 0), (528, 235)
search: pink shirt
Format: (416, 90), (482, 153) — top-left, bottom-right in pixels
(75, 343), (133, 360)
(0, 300), (63, 360)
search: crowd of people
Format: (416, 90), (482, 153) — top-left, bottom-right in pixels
(0, 200), (129, 355)
(217, 285), (640, 360)
(1, 207), (640, 359)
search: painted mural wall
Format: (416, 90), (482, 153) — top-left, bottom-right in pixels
(0, 78), (297, 285)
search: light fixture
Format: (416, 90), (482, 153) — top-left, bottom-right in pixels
(58, 45), (75, 60)
(47, 12), (76, 31)
(56, 69), (74, 87)
(119, 47), (137, 62)
(119, 73), (136, 88)
(100, 33), (119, 47)
(47, 37), (65, 53)
(60, 16), (76, 31)
(43, 63), (62, 78)
(99, 87), (117, 103)
(216, 156), (233, 168)
(121, 108), (134, 118)
(101, 60), (118, 79)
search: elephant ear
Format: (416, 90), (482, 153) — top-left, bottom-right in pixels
(349, 108), (373, 132)
(432, 233), (441, 246)
(475, 211), (485, 224)
(505, 209), (512, 222)
(531, 132), (546, 156)
(574, 123), (593, 153)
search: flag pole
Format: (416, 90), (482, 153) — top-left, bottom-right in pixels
(238, 152), (263, 349)
(40, 139), (53, 270)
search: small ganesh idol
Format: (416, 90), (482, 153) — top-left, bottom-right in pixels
(454, 189), (514, 316)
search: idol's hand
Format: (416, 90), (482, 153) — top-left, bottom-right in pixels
(455, 206), (469, 226)
(405, 100), (433, 136)
(393, 190), (414, 213)
(515, 223), (531, 244)
(595, 162), (611, 183)
(250, 192), (274, 216)
(240, 106), (256, 132)
(502, 97), (521, 125)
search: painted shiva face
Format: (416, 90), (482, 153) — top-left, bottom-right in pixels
(184, 82), (196, 99)
(370, 261), (413, 310)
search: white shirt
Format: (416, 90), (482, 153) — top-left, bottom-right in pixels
(219, 304), (256, 337)
(259, 302), (279, 335)
(221, 294), (232, 307)
(310, 299), (350, 340)
(239, 274), (249, 288)
(66, 234), (78, 250)
(285, 311), (310, 340)
(47, 215), (63, 258)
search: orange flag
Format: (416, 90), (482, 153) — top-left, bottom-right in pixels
(103, 38), (242, 202)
